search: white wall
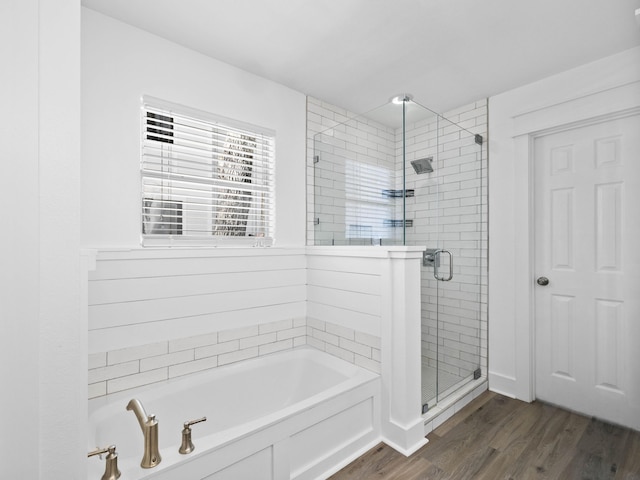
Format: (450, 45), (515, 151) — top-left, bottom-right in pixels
(88, 248), (307, 354)
(488, 46), (640, 400)
(1, 0), (84, 477)
(0, 2), (40, 476)
(81, 8), (307, 248)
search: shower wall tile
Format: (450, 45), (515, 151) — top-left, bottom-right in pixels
(306, 96), (397, 245)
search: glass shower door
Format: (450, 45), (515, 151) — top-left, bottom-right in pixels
(420, 114), (484, 412)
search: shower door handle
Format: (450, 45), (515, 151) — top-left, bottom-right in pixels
(433, 249), (453, 281)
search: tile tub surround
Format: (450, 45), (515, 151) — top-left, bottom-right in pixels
(88, 318), (381, 398)
(307, 317), (381, 374)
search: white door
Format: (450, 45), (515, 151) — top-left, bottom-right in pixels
(534, 114), (640, 430)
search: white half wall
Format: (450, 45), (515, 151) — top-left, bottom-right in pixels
(88, 248), (307, 353)
(81, 8), (307, 248)
(488, 46), (640, 401)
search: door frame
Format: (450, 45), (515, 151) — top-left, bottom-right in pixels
(510, 83), (640, 402)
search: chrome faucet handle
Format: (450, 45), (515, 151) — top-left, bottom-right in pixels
(88, 445), (121, 480)
(179, 416), (207, 454)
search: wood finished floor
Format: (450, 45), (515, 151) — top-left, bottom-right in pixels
(330, 391), (640, 480)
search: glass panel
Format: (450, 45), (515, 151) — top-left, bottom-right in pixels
(431, 115), (484, 408)
(313, 102), (405, 246)
(310, 96), (486, 413)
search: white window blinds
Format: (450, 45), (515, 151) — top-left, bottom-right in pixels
(141, 98), (275, 245)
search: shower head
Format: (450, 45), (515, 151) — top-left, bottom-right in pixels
(410, 157), (433, 174)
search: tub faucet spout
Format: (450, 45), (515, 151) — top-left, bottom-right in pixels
(126, 398), (161, 468)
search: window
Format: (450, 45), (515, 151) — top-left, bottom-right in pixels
(141, 97), (275, 246)
(344, 159), (395, 241)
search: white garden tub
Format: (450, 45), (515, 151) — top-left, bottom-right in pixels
(88, 347), (380, 480)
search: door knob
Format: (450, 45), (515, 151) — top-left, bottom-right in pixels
(537, 276), (549, 286)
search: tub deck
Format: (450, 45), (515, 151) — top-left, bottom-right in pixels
(88, 346), (381, 480)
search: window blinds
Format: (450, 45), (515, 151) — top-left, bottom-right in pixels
(141, 101), (275, 244)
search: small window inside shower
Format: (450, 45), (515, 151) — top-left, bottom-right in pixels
(344, 160), (394, 243)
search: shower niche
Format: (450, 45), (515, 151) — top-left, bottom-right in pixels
(308, 95), (487, 416)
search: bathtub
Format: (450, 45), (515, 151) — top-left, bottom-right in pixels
(88, 347), (381, 480)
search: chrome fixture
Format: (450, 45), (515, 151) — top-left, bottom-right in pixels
(126, 398), (162, 468)
(179, 416), (207, 454)
(390, 93), (413, 104)
(411, 157), (434, 174)
(88, 445), (121, 480)
(423, 249), (453, 281)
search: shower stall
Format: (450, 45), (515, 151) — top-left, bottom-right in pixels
(308, 95), (487, 416)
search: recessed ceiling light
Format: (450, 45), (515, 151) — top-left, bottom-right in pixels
(390, 94), (413, 105)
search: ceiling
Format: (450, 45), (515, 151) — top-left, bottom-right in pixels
(82, 0), (640, 116)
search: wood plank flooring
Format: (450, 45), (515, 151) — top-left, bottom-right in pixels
(330, 391), (640, 480)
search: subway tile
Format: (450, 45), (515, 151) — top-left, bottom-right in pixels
(277, 326), (306, 341)
(325, 343), (354, 363)
(89, 361), (139, 384)
(88, 352), (107, 370)
(169, 332), (218, 353)
(258, 319), (292, 334)
(339, 337), (372, 358)
(218, 347), (259, 367)
(195, 340), (239, 359)
(312, 329), (339, 346)
(372, 348), (381, 362)
(169, 356), (218, 378)
(293, 336), (307, 348)
(355, 332), (381, 349)
(140, 350), (194, 372)
(325, 323), (354, 341)
(107, 368), (168, 394)
(239, 333), (277, 349)
(354, 354), (381, 374)
(108, 342), (167, 365)
(259, 339), (293, 356)
(88, 382), (106, 399)
(218, 325), (260, 342)
(306, 336), (326, 351)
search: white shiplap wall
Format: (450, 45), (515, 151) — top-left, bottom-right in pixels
(306, 248), (387, 374)
(88, 248), (307, 355)
(88, 247), (388, 398)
